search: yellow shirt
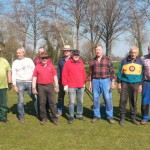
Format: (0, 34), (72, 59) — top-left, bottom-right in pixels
(0, 57), (11, 89)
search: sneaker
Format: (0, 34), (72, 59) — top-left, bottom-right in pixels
(56, 112), (62, 117)
(119, 119), (125, 126)
(131, 119), (140, 125)
(19, 116), (25, 123)
(91, 117), (100, 123)
(141, 120), (147, 125)
(76, 117), (85, 121)
(68, 118), (74, 124)
(40, 119), (47, 125)
(1, 118), (9, 123)
(107, 118), (115, 124)
(53, 120), (60, 125)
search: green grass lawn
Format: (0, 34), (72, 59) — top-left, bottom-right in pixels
(1, 62), (150, 150)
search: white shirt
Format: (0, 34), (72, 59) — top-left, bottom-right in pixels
(12, 57), (35, 85)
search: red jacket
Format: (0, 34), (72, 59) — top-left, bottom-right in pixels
(62, 58), (86, 88)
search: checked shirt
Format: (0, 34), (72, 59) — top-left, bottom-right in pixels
(89, 55), (115, 81)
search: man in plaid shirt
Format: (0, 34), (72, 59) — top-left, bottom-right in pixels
(141, 45), (150, 125)
(88, 44), (116, 124)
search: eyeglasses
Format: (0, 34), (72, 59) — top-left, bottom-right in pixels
(41, 57), (48, 60)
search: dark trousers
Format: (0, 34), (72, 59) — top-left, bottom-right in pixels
(0, 89), (7, 120)
(38, 84), (57, 121)
(119, 82), (139, 120)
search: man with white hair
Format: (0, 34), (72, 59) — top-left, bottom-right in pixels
(12, 47), (38, 123)
(117, 46), (143, 126)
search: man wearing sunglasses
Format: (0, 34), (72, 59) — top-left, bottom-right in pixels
(62, 50), (86, 124)
(32, 53), (59, 125)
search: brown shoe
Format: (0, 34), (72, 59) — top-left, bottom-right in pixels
(19, 116), (25, 123)
(91, 117), (100, 123)
(1, 119), (9, 123)
(53, 120), (60, 125)
(141, 120), (147, 125)
(40, 119), (47, 125)
(108, 118), (115, 124)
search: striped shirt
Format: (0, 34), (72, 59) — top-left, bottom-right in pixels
(141, 54), (150, 81)
(89, 55), (115, 81)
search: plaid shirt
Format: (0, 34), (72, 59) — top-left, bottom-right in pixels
(141, 54), (150, 81)
(88, 55), (115, 81)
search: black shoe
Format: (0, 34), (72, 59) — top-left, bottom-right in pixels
(131, 119), (140, 125)
(91, 117), (100, 123)
(119, 119), (125, 126)
(1, 119), (9, 123)
(68, 118), (74, 124)
(76, 117), (85, 121)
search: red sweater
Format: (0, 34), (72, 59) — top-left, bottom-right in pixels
(62, 58), (86, 88)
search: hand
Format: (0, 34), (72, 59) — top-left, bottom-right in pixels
(8, 83), (12, 91)
(13, 85), (18, 93)
(138, 85), (142, 93)
(111, 81), (116, 90)
(83, 84), (85, 90)
(64, 85), (68, 94)
(32, 88), (38, 95)
(55, 85), (59, 93)
(117, 83), (122, 94)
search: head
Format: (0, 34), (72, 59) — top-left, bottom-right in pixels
(95, 44), (103, 58)
(72, 50), (80, 62)
(38, 47), (47, 56)
(148, 45), (150, 56)
(16, 47), (25, 60)
(129, 46), (139, 60)
(62, 45), (72, 57)
(40, 53), (49, 65)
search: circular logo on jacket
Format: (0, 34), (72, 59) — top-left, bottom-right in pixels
(129, 66), (135, 72)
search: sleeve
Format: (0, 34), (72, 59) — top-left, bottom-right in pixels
(83, 63), (86, 84)
(88, 61), (93, 81)
(109, 59), (116, 81)
(29, 58), (35, 72)
(51, 64), (57, 76)
(33, 66), (38, 77)
(12, 61), (17, 85)
(57, 59), (61, 80)
(117, 62), (123, 83)
(62, 63), (68, 86)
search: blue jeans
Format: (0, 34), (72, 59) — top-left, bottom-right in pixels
(141, 81), (150, 121)
(68, 88), (84, 118)
(16, 81), (38, 118)
(92, 78), (113, 119)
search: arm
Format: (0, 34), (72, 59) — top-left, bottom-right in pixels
(7, 70), (12, 90)
(54, 75), (59, 93)
(12, 61), (18, 93)
(88, 61), (93, 91)
(32, 77), (38, 94)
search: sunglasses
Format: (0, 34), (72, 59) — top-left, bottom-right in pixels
(41, 57), (48, 60)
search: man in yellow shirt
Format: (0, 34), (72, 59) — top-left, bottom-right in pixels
(0, 49), (12, 123)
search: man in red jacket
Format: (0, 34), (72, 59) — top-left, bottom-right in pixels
(62, 50), (86, 124)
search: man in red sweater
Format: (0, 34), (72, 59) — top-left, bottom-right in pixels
(62, 50), (86, 124)
(32, 53), (59, 125)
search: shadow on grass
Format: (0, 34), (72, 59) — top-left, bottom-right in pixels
(9, 101), (37, 119)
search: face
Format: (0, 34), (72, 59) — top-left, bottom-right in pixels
(72, 54), (79, 62)
(95, 46), (103, 58)
(148, 46), (150, 55)
(38, 48), (45, 55)
(41, 57), (48, 64)
(17, 48), (25, 60)
(130, 49), (138, 60)
(63, 50), (71, 57)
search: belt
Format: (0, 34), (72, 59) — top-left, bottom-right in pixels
(39, 84), (52, 86)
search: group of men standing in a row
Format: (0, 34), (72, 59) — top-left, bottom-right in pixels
(0, 44), (150, 126)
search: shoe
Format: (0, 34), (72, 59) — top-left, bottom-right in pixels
(56, 112), (62, 117)
(68, 118), (74, 124)
(1, 119), (9, 123)
(91, 117), (100, 123)
(140, 120), (147, 125)
(76, 117), (85, 121)
(108, 118), (115, 124)
(40, 119), (47, 125)
(131, 119), (140, 125)
(53, 120), (60, 125)
(19, 116), (25, 123)
(119, 119), (125, 126)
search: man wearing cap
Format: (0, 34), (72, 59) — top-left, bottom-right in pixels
(12, 47), (38, 123)
(0, 49), (12, 123)
(57, 45), (72, 117)
(89, 44), (116, 124)
(32, 53), (59, 125)
(62, 50), (86, 124)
